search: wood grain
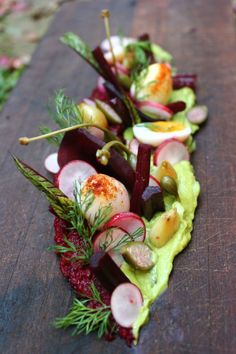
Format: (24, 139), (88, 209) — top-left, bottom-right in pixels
(0, 0), (235, 353)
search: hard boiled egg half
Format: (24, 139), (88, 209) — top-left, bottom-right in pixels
(133, 121), (191, 147)
(130, 63), (173, 105)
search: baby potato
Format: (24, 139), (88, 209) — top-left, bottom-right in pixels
(78, 102), (108, 129)
(131, 63), (173, 105)
(150, 208), (180, 248)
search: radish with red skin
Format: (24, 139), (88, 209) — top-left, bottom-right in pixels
(58, 160), (97, 200)
(154, 138), (190, 166)
(136, 100), (173, 120)
(103, 212), (146, 241)
(44, 153), (60, 174)
(93, 227), (132, 253)
(149, 175), (161, 187)
(187, 105), (208, 124)
(111, 283), (143, 328)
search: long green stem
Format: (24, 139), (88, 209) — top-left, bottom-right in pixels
(19, 123), (116, 145)
(101, 9), (118, 76)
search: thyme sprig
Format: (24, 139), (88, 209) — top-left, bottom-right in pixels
(54, 283), (112, 338)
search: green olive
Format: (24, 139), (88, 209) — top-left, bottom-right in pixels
(160, 175), (178, 196)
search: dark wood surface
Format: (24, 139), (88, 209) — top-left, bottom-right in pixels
(0, 0), (236, 353)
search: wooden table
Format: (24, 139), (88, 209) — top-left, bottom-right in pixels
(0, 0), (235, 353)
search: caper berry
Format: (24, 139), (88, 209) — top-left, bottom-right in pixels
(160, 175), (178, 196)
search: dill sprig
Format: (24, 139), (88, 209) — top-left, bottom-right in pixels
(39, 90), (82, 146)
(57, 182), (112, 264)
(99, 226), (144, 252)
(54, 283), (112, 338)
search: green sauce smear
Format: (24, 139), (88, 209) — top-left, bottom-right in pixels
(122, 161), (200, 341)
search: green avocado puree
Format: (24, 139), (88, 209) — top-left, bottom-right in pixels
(122, 161), (200, 341)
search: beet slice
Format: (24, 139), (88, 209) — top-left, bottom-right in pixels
(90, 251), (130, 293)
(166, 101), (186, 114)
(173, 74), (197, 91)
(58, 129), (135, 191)
(92, 46), (121, 90)
(130, 144), (152, 215)
(141, 185), (165, 220)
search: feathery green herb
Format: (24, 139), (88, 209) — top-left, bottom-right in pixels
(39, 90), (82, 146)
(13, 156), (74, 221)
(99, 227), (144, 252)
(54, 283), (111, 338)
(60, 182), (112, 263)
(61, 32), (102, 75)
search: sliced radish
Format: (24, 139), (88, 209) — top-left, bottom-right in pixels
(187, 105), (208, 124)
(44, 153), (60, 174)
(111, 283), (143, 328)
(103, 212), (146, 241)
(58, 160), (97, 199)
(149, 175), (161, 187)
(96, 76), (106, 93)
(154, 138), (190, 166)
(136, 101), (173, 120)
(128, 138), (139, 155)
(95, 99), (122, 124)
(83, 98), (96, 106)
(93, 227), (131, 253)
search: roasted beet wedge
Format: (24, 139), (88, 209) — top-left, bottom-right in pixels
(58, 129), (135, 191)
(90, 251), (130, 293)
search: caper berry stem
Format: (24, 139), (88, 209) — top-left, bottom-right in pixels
(101, 9), (118, 76)
(19, 123), (117, 145)
(96, 140), (134, 165)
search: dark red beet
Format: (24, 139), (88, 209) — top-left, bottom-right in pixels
(130, 144), (152, 215)
(90, 251), (130, 293)
(90, 86), (109, 102)
(58, 129), (135, 191)
(92, 46), (121, 90)
(54, 217), (69, 246)
(173, 74), (197, 91)
(141, 186), (165, 220)
(109, 124), (125, 138)
(166, 101), (186, 114)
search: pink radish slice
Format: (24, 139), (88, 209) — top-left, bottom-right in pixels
(111, 283), (143, 328)
(128, 138), (139, 155)
(149, 175), (161, 187)
(93, 227), (131, 253)
(154, 138), (190, 166)
(187, 105), (208, 124)
(96, 76), (106, 93)
(137, 101), (173, 120)
(44, 153), (60, 174)
(103, 212), (146, 241)
(58, 160), (97, 200)
(83, 98), (96, 106)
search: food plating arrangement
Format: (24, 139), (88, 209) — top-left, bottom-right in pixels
(15, 10), (208, 346)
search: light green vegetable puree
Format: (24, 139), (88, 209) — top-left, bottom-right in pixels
(122, 161), (200, 341)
